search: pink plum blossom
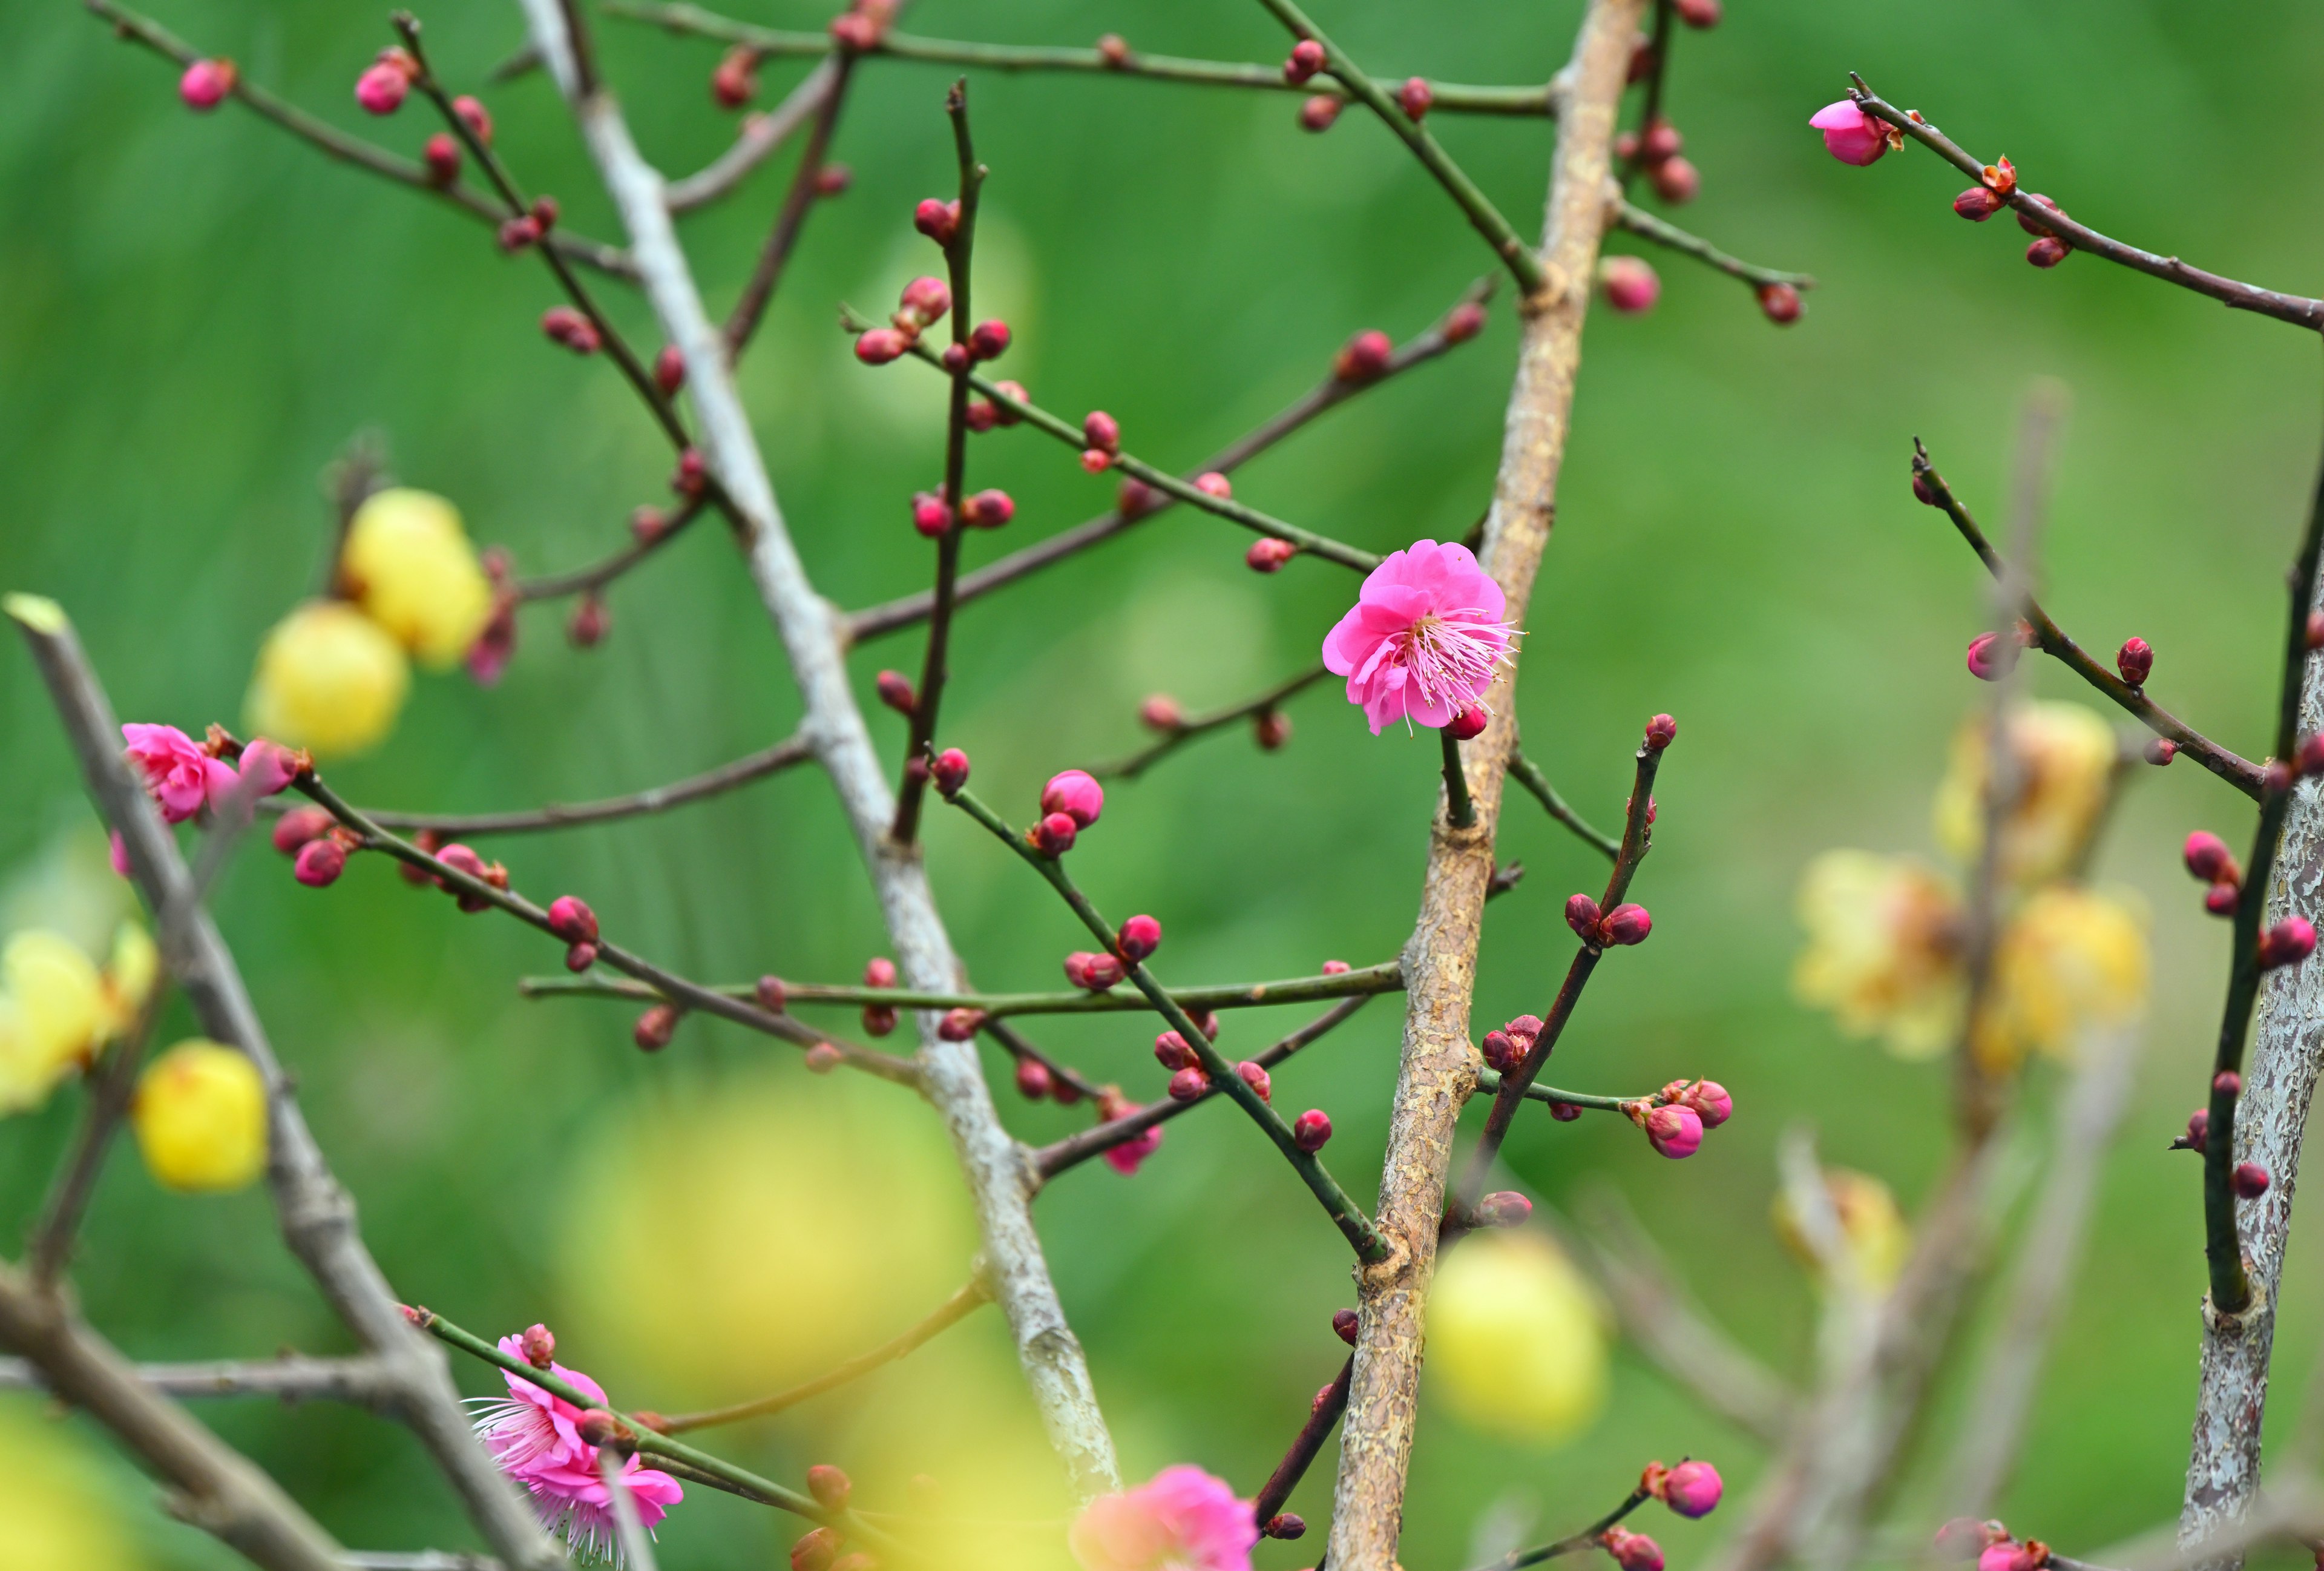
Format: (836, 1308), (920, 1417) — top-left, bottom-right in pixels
(1069, 1464), (1257, 1571)
(1322, 540), (1515, 734)
(1810, 100), (1888, 165)
(471, 1333), (683, 1563)
(122, 723), (237, 824)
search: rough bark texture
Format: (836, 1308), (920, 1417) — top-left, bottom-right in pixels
(2183, 606), (2324, 1553)
(515, 0), (1120, 1499)
(1324, 4), (1643, 1564)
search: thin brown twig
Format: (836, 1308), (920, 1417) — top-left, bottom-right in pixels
(980, 1015), (1106, 1106)
(667, 58), (840, 213)
(1250, 1354), (1353, 1527)
(724, 55), (856, 356)
(0, 1353), (401, 1409)
(1093, 667), (1327, 779)
(513, 495), (709, 603)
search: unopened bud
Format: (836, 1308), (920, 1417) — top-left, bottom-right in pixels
(792, 1527), (841, 1571)
(654, 344), (686, 397)
(424, 132), (461, 184)
(1253, 710), (1292, 751)
(2234, 1161), (2273, 1199)
(1013, 1057), (1052, 1100)
(962, 489), (1014, 528)
(1447, 706), (1489, 741)
(1476, 1190), (1532, 1227)
(542, 306), (601, 355)
(547, 895), (599, 944)
(519, 1323), (556, 1367)
(1247, 538), (1297, 573)
(2259, 916), (2317, 970)
(2182, 1108), (2210, 1151)
(1480, 1030), (1520, 1073)
(576, 1409), (623, 1446)
(2118, 636), (2153, 686)
(179, 59), (236, 111)
(939, 1007), (984, 1042)
(2145, 737), (2178, 766)
(1645, 1103), (1704, 1159)
(899, 275), (951, 329)
(1194, 471), (1232, 499)
(272, 807), (333, 855)
(1659, 1458), (1722, 1518)
(1332, 1308), (1359, 1343)
(1602, 1527), (1664, 1571)
(1601, 903), (1653, 946)
(634, 1004), (679, 1052)
(1265, 1512), (1307, 1540)
(1966, 631), (2015, 681)
(1322, 959), (1351, 974)
(1154, 1031), (1197, 1072)
(1097, 34), (1129, 67)
(1954, 186), (2003, 222)
(1645, 713), (1677, 750)
(355, 58), (412, 116)
(1399, 76), (1434, 120)
(1236, 1060), (1272, 1102)
(712, 47), (759, 108)
(1140, 694), (1184, 731)
(1334, 329), (1393, 383)
(1118, 914), (1162, 962)
(1758, 282), (1803, 324)
(804, 1042), (843, 1073)
(913, 197), (960, 245)
(294, 838), (347, 888)
(931, 747), (971, 796)
(2206, 882), (2240, 917)
(2215, 1070), (2242, 1096)
(672, 449), (707, 497)
(1063, 950), (1123, 992)
(1550, 1101), (1583, 1121)
(1293, 1108), (1332, 1151)
(567, 594), (608, 648)
(910, 491), (952, 536)
(1650, 155), (1700, 204)
(970, 320), (1011, 361)
(499, 214), (542, 252)
(1083, 410), (1121, 453)
(814, 163), (852, 197)
(1598, 256), (1661, 315)
(806, 1464), (852, 1510)
(1035, 812), (1079, 856)
(755, 975), (787, 1013)
(2026, 235), (2071, 268)
(2184, 831), (2238, 884)
(876, 670), (917, 714)
(1283, 39), (1325, 84)
(1168, 1065), (1209, 1102)
(861, 1004), (897, 1038)
(855, 327), (910, 365)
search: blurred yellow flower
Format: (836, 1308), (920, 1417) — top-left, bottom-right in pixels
(1976, 886), (2148, 1071)
(132, 1040), (268, 1193)
(1933, 701), (2117, 886)
(1426, 1230), (1606, 1443)
(0, 922), (163, 1113)
(1772, 1167), (1909, 1294)
(1793, 849), (1965, 1059)
(340, 487), (493, 669)
(245, 600), (410, 759)
(0, 1396), (146, 1571)
(96, 923), (159, 1041)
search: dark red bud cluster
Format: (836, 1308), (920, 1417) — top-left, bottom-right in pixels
(1565, 894), (1652, 947)
(2184, 831), (2242, 918)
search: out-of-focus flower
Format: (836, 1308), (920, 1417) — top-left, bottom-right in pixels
(1069, 1465), (1256, 1571)
(1322, 540), (1516, 734)
(473, 1333), (684, 1563)
(131, 1040), (267, 1192)
(1772, 1167), (1909, 1294)
(340, 487), (495, 668)
(1792, 849), (1964, 1059)
(1932, 701), (2116, 888)
(0, 921), (155, 1115)
(245, 600), (410, 759)
(1426, 1230), (1606, 1441)
(0, 1398), (148, 1570)
(1976, 886), (2147, 1071)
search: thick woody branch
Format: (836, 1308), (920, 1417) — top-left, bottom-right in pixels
(1330, 5), (1646, 1559)
(1848, 76), (2324, 331)
(1094, 666), (1326, 780)
(604, 3), (1555, 117)
(5, 596), (566, 1571)
(512, 0), (1118, 1496)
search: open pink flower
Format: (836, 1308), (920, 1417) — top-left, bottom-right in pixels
(471, 1334), (683, 1564)
(1321, 540), (1515, 734)
(122, 723), (237, 824)
(1810, 100), (1888, 165)
(1071, 1465), (1257, 1571)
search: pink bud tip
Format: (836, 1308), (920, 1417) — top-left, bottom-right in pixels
(1444, 301), (1486, 343)
(1332, 1307), (1359, 1343)
(1082, 410), (1121, 453)
(792, 1527), (841, 1571)
(453, 94), (492, 143)
(179, 59), (235, 111)
(1080, 448), (1114, 474)
(1265, 1513), (1306, 1540)
(1650, 155), (1700, 204)
(1036, 812), (1079, 857)
(913, 198), (960, 245)
(294, 838), (347, 888)
(899, 275), (950, 328)
(938, 1007), (984, 1042)
(1645, 713), (1678, 750)
(652, 344), (686, 397)
(2184, 831), (2237, 883)
(806, 1464), (852, 1510)
(1194, 471), (1232, 499)
(2145, 737), (2178, 765)
(547, 895), (599, 945)
(1977, 1541), (2037, 1571)
(671, 449), (706, 497)
(1646, 1103), (1704, 1159)
(423, 132), (461, 184)
(1566, 894), (1604, 938)
(1334, 329), (1393, 383)
(237, 739), (304, 797)
(1399, 77), (1433, 119)
(2236, 1161), (2272, 1199)
(1140, 694), (1184, 731)
(931, 748), (971, 796)
(1965, 631), (2012, 681)
(1246, 538), (1297, 573)
(634, 1005), (679, 1052)
(1236, 1060), (1272, 1102)
(1446, 705), (1489, 741)
(2117, 636), (2153, 685)
(1154, 1031), (1196, 1071)
(1284, 39), (1326, 84)
(1063, 950), (1123, 992)
(875, 670), (917, 715)
(1168, 1066), (1209, 1102)
(1598, 255), (1661, 315)
(1758, 282), (1803, 324)
(2259, 916), (2317, 970)
(970, 320), (1011, 361)
(2026, 235), (2071, 268)
(1662, 1459), (1722, 1518)
(271, 807), (332, 855)
(1601, 903), (1653, 946)
(1013, 1057), (1052, 1100)
(541, 306), (601, 355)
(1603, 1529), (1665, 1571)
(1684, 1079), (1733, 1128)
(2205, 881), (2240, 917)
(1808, 99), (1887, 166)
(1042, 769), (1105, 828)
(355, 60), (410, 116)
(1476, 1190), (1532, 1227)
(1954, 186), (2003, 222)
(1322, 959), (1351, 975)
(1676, 0), (1721, 27)
(804, 1042), (843, 1074)
(1095, 33), (1130, 66)
(1293, 1109), (1333, 1151)
(520, 1323), (556, 1367)
(910, 492), (952, 536)
(862, 957), (896, 989)
(1118, 914), (1162, 962)
(962, 489), (1014, 527)
(2214, 1070), (2242, 1096)
(855, 328), (910, 365)
(712, 50), (757, 107)
(2184, 1108), (2210, 1150)
(1117, 477), (1159, 518)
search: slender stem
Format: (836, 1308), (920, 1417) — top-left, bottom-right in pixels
(893, 83), (984, 846)
(845, 284), (1490, 643)
(1912, 441), (2262, 799)
(668, 57), (840, 213)
(1250, 1355), (1354, 1526)
(1468, 1488), (1651, 1571)
(1618, 0), (1674, 186)
(1442, 726), (1477, 829)
(522, 961), (1405, 1017)
(1247, 0), (1548, 294)
(602, 3), (1556, 116)
(1615, 202), (1816, 291)
(1506, 746), (1620, 860)
(1094, 667), (1328, 779)
(1848, 76), (2324, 331)
(0, 1353), (402, 1408)
(80, 0), (635, 278)
(657, 1280), (990, 1432)
(598, 1451), (660, 1571)
(944, 786), (1387, 1259)
(1032, 997), (1374, 1180)
(2200, 410), (2324, 1314)
(1471, 1067), (1653, 1114)
(514, 495), (708, 603)
(979, 1015), (1107, 1105)
(724, 55), (855, 356)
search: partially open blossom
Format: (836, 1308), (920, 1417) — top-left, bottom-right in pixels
(1598, 256), (1661, 315)
(1043, 769), (1105, 828)
(1070, 1465), (1257, 1571)
(473, 1333), (684, 1561)
(1773, 1166), (1909, 1294)
(123, 724), (237, 825)
(1428, 1230), (1606, 1440)
(1809, 99), (1888, 165)
(341, 489), (494, 670)
(1322, 539), (1515, 734)
(1934, 701), (2116, 887)
(180, 59), (235, 110)
(1643, 1103), (1703, 1159)
(131, 1040), (266, 1191)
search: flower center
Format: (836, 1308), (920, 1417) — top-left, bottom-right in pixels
(1395, 611), (1512, 706)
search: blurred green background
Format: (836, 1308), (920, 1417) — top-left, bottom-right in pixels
(8, 0), (2324, 1566)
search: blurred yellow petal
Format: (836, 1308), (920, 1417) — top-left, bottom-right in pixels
(245, 600), (410, 760)
(1426, 1230), (1606, 1443)
(5, 930), (105, 1085)
(1773, 1167), (1909, 1295)
(131, 1040), (268, 1193)
(0, 996), (51, 1115)
(96, 921), (159, 1039)
(340, 487), (493, 669)
(0, 1395), (148, 1571)
(1975, 886), (2149, 1071)
(1793, 849), (1965, 1059)
(1933, 702), (2116, 887)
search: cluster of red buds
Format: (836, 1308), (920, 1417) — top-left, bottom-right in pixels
(1032, 769), (1105, 856)
(1616, 117), (1698, 206)
(272, 807), (361, 888)
(499, 195), (560, 255)
(540, 305), (600, 355)
(1565, 892), (1653, 949)
(1080, 409), (1121, 472)
(826, 0), (897, 54)
(1623, 1079), (1731, 1160)
(712, 45), (761, 109)
(1951, 159), (2073, 268)
(855, 274), (950, 364)
(547, 894), (600, 971)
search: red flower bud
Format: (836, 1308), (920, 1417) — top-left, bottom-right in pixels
(1140, 694), (1184, 731)
(712, 47), (758, 108)
(294, 838), (346, 887)
(1645, 1103), (1704, 1158)
(939, 1007), (984, 1042)
(1650, 155), (1700, 204)
(1117, 476), (1159, 518)
(1399, 77), (1434, 120)
(520, 1323), (556, 1368)
(2184, 831), (2238, 884)
(910, 491), (952, 537)
(1254, 710), (1292, 751)
(899, 275), (950, 329)
(1758, 282), (1804, 324)
(179, 59), (236, 111)
(1293, 1108), (1333, 1151)
(1154, 1032), (1197, 1071)
(1265, 1512), (1307, 1540)
(2214, 1070), (2242, 1097)
(1646, 713), (1678, 750)
(1083, 410), (1121, 453)
(2182, 1107), (2210, 1151)
(1062, 950), (1123, 992)
(2234, 1161), (2272, 1199)
(2118, 636), (2153, 686)
(1475, 1190), (1533, 1227)
(855, 328), (910, 364)
(962, 489), (1014, 527)
(861, 956), (898, 989)
(654, 344), (686, 397)
(1081, 448), (1115, 474)
(1036, 812), (1079, 856)
(1194, 471), (1232, 499)
(530, 196), (559, 231)
(2017, 194), (2063, 237)
(756, 975), (787, 1012)
(1334, 329), (1393, 383)
(547, 895), (599, 944)
(1681, 1079), (1733, 1128)
(1247, 538), (1298, 573)
(272, 807), (333, 855)
(1658, 1458), (1723, 1518)
(2259, 916), (2317, 970)
(634, 1004), (679, 1052)
(1284, 39), (1327, 84)
(913, 198), (961, 245)
(1118, 914), (1162, 962)
(814, 163), (853, 197)
(1601, 903), (1653, 946)
(541, 306), (601, 355)
(1013, 1057), (1052, 1100)
(2206, 881), (2241, 917)
(451, 93), (493, 143)
(423, 132), (461, 185)
(1954, 186), (2003, 222)
(566, 595), (609, 649)
(1566, 893), (1603, 939)
(1676, 0), (1721, 25)
(1550, 1101), (1583, 1121)
(806, 1464), (852, 1510)
(804, 1041), (844, 1073)
(2026, 235), (2071, 268)
(1966, 631), (2013, 681)
(931, 748), (971, 796)
(1168, 1065), (1209, 1102)
(1332, 1308), (1359, 1343)
(861, 1004), (897, 1037)
(560, 941), (596, 971)
(498, 215), (542, 252)
(876, 670), (917, 714)
(2145, 737), (2178, 766)
(1322, 959), (1351, 975)
(1480, 1030), (1520, 1073)
(1097, 34), (1129, 67)
(970, 319), (1011, 360)
(1236, 1060), (1272, 1102)
(792, 1527), (841, 1571)
(1598, 256), (1661, 315)
(1444, 301), (1486, 343)
(1603, 1528), (1664, 1571)
(671, 448), (706, 497)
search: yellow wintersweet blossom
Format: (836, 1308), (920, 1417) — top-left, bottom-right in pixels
(1793, 849), (1965, 1059)
(131, 1041), (268, 1193)
(1426, 1230), (1607, 1443)
(340, 487), (493, 668)
(0, 1395), (148, 1571)
(1975, 886), (2148, 1072)
(1933, 701), (2118, 886)
(245, 600), (411, 759)
(1773, 1167), (1910, 1296)
(0, 923), (161, 1114)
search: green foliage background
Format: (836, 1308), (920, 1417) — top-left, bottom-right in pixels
(6, 0), (2324, 1565)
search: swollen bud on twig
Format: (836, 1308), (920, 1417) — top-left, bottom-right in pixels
(970, 320), (1011, 361)
(2258, 916), (2317, 970)
(815, 164), (853, 197)
(634, 1005), (678, 1052)
(1598, 256), (1661, 315)
(1140, 694), (1184, 731)
(2205, 882), (2240, 917)
(1236, 1061), (1272, 1102)
(876, 670), (917, 715)
(2178, 1108), (2210, 1152)
(566, 594), (608, 648)
(1475, 1190), (1532, 1227)
(1254, 709), (1292, 751)
(564, 942), (597, 972)
(1480, 1030), (1520, 1073)
(672, 449), (706, 497)
(938, 1007), (984, 1042)
(1247, 538), (1297, 573)
(547, 895), (599, 945)
(2234, 1161), (2272, 1199)
(2116, 636), (2153, 686)
(424, 133), (461, 185)
(1283, 39), (1325, 84)
(2145, 737), (2178, 766)
(1676, 0), (1721, 26)
(1601, 903), (1653, 946)
(355, 52), (415, 116)
(1644, 1103), (1704, 1159)
(1444, 300), (1486, 342)
(899, 275), (951, 331)
(2184, 832), (2240, 886)
(1154, 1032), (1197, 1071)
(962, 489), (1014, 527)
(1083, 410), (1121, 454)
(272, 808), (332, 855)
(712, 47), (759, 109)
(1035, 812), (1079, 856)
(1097, 34), (1129, 67)
(1965, 631), (2016, 682)
(931, 748), (971, 796)
(806, 1464), (852, 1510)
(454, 94), (493, 144)
(1293, 1109), (1333, 1151)
(1194, 472), (1232, 500)
(755, 976), (788, 1013)
(913, 197), (961, 245)
(1953, 186), (2004, 222)
(1265, 1513), (1307, 1540)
(499, 215), (542, 252)
(1645, 713), (1678, 751)
(1332, 1308), (1359, 1344)
(1446, 705), (1489, 742)
(792, 1527), (841, 1571)
(1650, 156), (1699, 204)
(654, 344), (686, 397)
(861, 1003), (897, 1037)
(1063, 950), (1124, 992)
(1043, 769), (1105, 828)
(2214, 1070), (2241, 1096)
(2026, 235), (2071, 268)
(911, 492), (952, 537)
(1334, 330), (1393, 383)
(180, 59), (236, 111)
(542, 307), (601, 355)
(1014, 1057), (1054, 1100)
(1758, 283), (1802, 325)
(1601, 1528), (1665, 1571)
(804, 1042), (844, 1073)
(1566, 893), (1604, 940)
(1550, 1101), (1583, 1121)
(1167, 1066), (1209, 1102)
(1399, 77), (1434, 120)
(1118, 914), (1163, 961)
(1643, 1458), (1723, 1518)
(519, 1323), (556, 1368)
(855, 327), (909, 364)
